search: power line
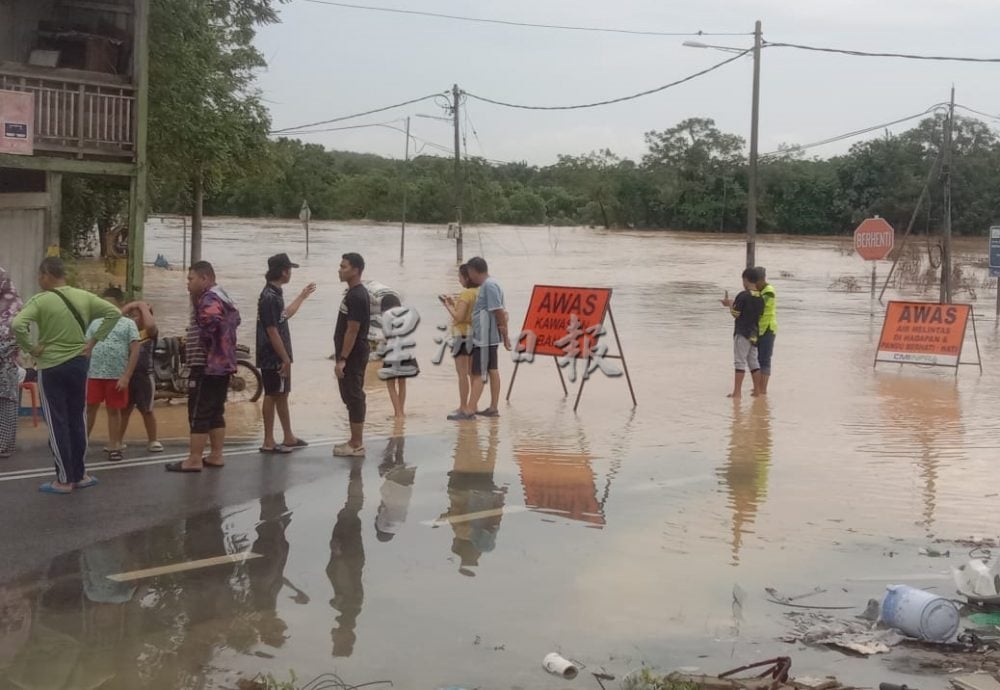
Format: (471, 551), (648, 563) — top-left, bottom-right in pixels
(464, 49), (749, 111)
(301, 0), (750, 38)
(954, 103), (1000, 123)
(759, 103), (949, 159)
(270, 92), (446, 133)
(281, 120), (455, 155)
(766, 41), (1000, 63)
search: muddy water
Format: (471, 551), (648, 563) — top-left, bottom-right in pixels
(5, 221), (1000, 688)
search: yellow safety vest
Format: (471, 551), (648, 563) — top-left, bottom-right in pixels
(758, 284), (777, 335)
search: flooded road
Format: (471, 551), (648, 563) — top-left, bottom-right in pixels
(3, 220), (1000, 688)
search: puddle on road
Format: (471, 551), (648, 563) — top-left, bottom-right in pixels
(5, 222), (1000, 687)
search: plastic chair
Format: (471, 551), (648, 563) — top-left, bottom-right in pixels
(19, 382), (39, 428)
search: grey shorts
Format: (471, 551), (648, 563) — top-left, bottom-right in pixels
(733, 335), (760, 372)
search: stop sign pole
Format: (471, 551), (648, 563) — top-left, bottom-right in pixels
(854, 216), (895, 301)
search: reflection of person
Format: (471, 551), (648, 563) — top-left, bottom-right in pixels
(0, 583), (31, 667)
(257, 253), (316, 454)
(440, 264), (478, 416)
(753, 267), (777, 395)
(327, 459), (365, 656)
(246, 493), (292, 648)
(333, 253), (371, 457)
(167, 261), (241, 473)
(13, 257), (122, 493)
(721, 267), (764, 399)
(0, 267), (23, 459)
(719, 397), (772, 565)
(85, 287), (140, 462)
(440, 424), (504, 576)
(453, 257), (511, 420)
(375, 432), (416, 542)
(119, 299), (163, 452)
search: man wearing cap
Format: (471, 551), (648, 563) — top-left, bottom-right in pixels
(257, 253), (316, 454)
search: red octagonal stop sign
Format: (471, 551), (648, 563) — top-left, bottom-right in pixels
(854, 217), (895, 261)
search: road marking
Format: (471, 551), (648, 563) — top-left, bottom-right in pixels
(0, 439), (338, 483)
(107, 552), (262, 582)
(422, 505), (528, 526)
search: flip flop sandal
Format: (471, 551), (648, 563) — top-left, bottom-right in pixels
(286, 438), (310, 449)
(259, 445), (293, 454)
(107, 450), (124, 462)
(165, 461), (201, 473)
(203, 458), (225, 468)
(75, 476), (99, 489)
(39, 482), (72, 494)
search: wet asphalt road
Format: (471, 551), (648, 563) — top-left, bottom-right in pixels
(0, 439), (346, 581)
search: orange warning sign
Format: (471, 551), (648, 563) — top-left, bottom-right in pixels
(876, 301), (971, 367)
(517, 285), (612, 358)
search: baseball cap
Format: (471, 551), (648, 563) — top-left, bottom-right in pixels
(267, 253), (299, 270)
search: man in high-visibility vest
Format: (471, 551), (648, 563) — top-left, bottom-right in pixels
(754, 267), (777, 395)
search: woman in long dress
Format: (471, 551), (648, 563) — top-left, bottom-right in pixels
(0, 267), (23, 458)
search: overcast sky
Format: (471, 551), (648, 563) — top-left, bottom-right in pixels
(254, 0), (1000, 166)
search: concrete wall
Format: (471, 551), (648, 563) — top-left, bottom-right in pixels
(0, 198), (47, 300)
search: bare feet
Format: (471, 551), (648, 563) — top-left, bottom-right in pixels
(727, 392), (741, 399)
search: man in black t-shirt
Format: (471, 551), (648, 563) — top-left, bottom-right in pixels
(333, 252), (371, 457)
(257, 253), (316, 453)
(721, 267), (764, 398)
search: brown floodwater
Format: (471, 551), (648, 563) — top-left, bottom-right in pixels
(3, 219), (1000, 689)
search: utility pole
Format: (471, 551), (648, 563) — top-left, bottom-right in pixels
(940, 86), (955, 304)
(400, 116), (410, 264)
(452, 83), (464, 263)
(746, 19), (762, 269)
(299, 199), (311, 256)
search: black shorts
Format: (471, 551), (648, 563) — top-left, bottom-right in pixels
(470, 345), (499, 376)
(128, 371), (155, 413)
(262, 369), (291, 396)
(187, 369), (229, 434)
(452, 335), (474, 357)
(338, 355), (367, 424)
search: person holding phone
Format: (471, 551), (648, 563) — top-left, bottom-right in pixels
(440, 264), (478, 418)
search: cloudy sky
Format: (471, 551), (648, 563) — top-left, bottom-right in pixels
(254, 0), (1000, 166)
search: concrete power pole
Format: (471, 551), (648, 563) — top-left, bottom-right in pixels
(940, 86), (955, 304)
(452, 84), (464, 263)
(746, 19), (762, 269)
(400, 116), (410, 264)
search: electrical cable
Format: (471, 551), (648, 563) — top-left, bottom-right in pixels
(270, 92), (446, 133)
(286, 121), (455, 156)
(301, 0), (750, 38)
(759, 103), (949, 159)
(765, 41), (1000, 63)
(955, 103), (1000, 123)
(464, 49), (749, 111)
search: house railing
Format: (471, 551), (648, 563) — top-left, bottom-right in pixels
(0, 68), (135, 158)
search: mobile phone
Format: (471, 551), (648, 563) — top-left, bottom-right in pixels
(438, 295), (447, 303)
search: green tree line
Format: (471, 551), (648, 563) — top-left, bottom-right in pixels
(194, 113), (1000, 236)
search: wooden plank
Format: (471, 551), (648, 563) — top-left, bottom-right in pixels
(0, 193), (49, 210)
(56, 0), (133, 15)
(952, 675), (1000, 690)
(0, 152), (135, 176)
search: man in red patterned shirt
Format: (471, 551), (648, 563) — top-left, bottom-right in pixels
(167, 261), (241, 473)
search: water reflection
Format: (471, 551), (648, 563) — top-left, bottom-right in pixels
(246, 494), (292, 649)
(0, 496), (301, 688)
(440, 424), (504, 577)
(376, 425), (416, 542)
(516, 446), (604, 526)
(875, 375), (962, 532)
(327, 459), (365, 657)
(718, 398), (772, 566)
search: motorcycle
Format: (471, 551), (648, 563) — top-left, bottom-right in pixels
(152, 336), (263, 403)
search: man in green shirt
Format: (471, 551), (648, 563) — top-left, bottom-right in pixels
(12, 258), (122, 494)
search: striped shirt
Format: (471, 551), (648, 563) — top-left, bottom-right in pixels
(185, 312), (206, 368)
